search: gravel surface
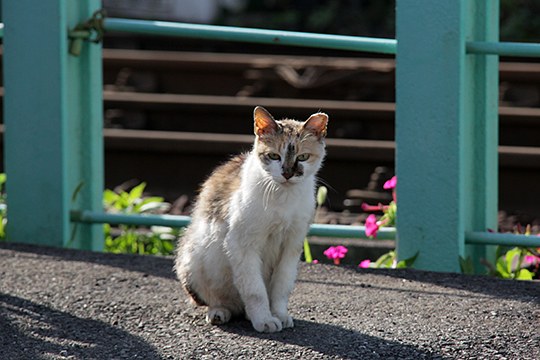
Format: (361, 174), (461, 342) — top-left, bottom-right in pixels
(1, 243), (538, 359)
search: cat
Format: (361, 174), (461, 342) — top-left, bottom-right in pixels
(174, 106), (328, 333)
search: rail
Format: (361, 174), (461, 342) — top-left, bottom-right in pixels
(104, 18), (540, 58)
(104, 18), (397, 55)
(70, 210), (398, 241)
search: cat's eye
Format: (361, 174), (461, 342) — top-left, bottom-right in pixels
(268, 153), (281, 161)
(297, 153), (310, 161)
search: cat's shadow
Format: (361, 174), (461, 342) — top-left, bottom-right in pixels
(219, 317), (437, 359)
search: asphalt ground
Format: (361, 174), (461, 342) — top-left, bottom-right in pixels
(0, 243), (538, 359)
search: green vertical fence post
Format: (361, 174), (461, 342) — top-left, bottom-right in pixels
(396, 0), (499, 272)
(3, 0), (104, 250)
(463, 0), (499, 272)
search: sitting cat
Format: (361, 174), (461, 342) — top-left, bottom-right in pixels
(175, 106), (328, 333)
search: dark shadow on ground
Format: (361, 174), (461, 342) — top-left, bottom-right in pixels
(220, 318), (444, 359)
(3, 243), (538, 305)
(0, 293), (164, 360)
(0, 242), (176, 280)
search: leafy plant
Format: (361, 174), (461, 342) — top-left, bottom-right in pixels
(362, 176), (397, 238)
(359, 176), (413, 269)
(482, 246), (539, 280)
(359, 250), (418, 269)
(459, 256), (475, 275)
(103, 182), (180, 255)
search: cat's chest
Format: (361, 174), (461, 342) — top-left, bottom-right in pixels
(255, 187), (313, 220)
(258, 195), (314, 241)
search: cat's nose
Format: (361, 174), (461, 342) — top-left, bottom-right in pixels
(282, 171), (294, 180)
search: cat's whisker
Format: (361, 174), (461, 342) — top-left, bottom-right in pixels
(315, 176), (336, 194)
(256, 177), (269, 187)
(315, 176), (336, 208)
(262, 177), (274, 210)
(256, 176), (272, 208)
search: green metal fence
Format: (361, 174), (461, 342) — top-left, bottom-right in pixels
(3, 0), (540, 273)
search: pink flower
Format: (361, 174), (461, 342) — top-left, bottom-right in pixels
(383, 176), (397, 190)
(358, 259), (371, 268)
(524, 255), (539, 265)
(365, 214), (379, 237)
(323, 245), (348, 259)
(312, 259), (319, 264)
(323, 245), (348, 265)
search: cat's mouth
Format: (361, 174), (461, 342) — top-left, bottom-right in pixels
(277, 176), (300, 186)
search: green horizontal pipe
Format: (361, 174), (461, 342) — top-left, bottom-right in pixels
(467, 41), (540, 57)
(308, 223), (396, 240)
(71, 210), (396, 239)
(104, 18), (397, 55)
(73, 209), (539, 245)
(71, 210), (191, 228)
(466, 231), (540, 247)
(1, 20), (540, 58)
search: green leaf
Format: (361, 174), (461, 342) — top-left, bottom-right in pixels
(163, 241), (174, 254)
(396, 251), (419, 269)
(0, 214), (5, 239)
(459, 256), (475, 275)
(373, 251), (396, 268)
(505, 248), (521, 275)
(128, 182), (147, 204)
(103, 189), (119, 206)
(515, 268), (534, 281)
(303, 238), (313, 263)
(496, 257), (511, 278)
(384, 201), (397, 226)
(0, 173), (7, 192)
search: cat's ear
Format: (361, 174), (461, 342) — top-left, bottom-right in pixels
(303, 112), (328, 139)
(254, 106), (279, 136)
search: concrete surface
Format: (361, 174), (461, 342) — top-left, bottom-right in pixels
(0, 243), (538, 359)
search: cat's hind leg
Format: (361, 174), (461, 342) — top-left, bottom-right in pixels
(206, 307), (232, 325)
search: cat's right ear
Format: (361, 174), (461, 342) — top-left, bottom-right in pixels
(254, 106), (279, 136)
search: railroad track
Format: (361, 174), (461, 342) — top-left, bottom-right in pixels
(101, 49), (540, 217)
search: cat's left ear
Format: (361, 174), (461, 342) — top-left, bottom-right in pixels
(303, 112), (328, 140)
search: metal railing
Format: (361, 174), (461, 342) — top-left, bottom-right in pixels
(69, 15), (540, 249)
(3, 0), (540, 273)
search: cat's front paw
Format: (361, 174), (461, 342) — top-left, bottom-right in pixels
(251, 315), (283, 333)
(271, 305), (294, 328)
(276, 313), (294, 329)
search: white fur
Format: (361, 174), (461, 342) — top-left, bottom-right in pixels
(176, 128), (325, 333)
(226, 152), (318, 331)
